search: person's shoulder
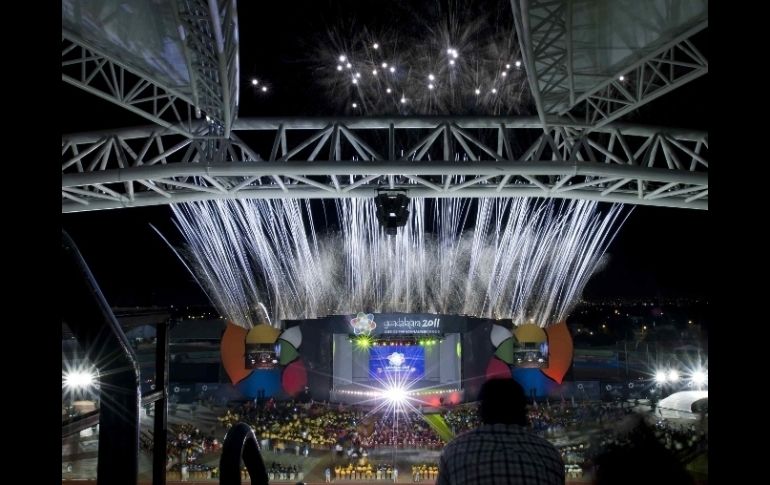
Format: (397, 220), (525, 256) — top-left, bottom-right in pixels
(443, 427), (483, 452)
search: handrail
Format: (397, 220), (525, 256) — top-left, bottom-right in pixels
(62, 409), (100, 438)
(219, 422), (269, 485)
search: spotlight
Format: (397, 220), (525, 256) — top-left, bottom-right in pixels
(515, 60), (522, 68)
(655, 371), (668, 383)
(373, 43), (379, 50)
(251, 78), (259, 86)
(619, 75), (625, 81)
(63, 370), (96, 390)
(382, 386), (407, 404)
(691, 370), (707, 385)
(339, 55), (347, 62)
(667, 370), (680, 382)
(375, 190), (410, 236)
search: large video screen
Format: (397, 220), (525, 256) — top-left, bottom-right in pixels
(369, 346), (425, 382)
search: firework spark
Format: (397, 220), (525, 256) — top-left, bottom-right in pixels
(169, 198), (626, 329)
(310, 1), (530, 115)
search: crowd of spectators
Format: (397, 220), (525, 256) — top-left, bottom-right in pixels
(332, 462), (396, 481)
(213, 397), (705, 481)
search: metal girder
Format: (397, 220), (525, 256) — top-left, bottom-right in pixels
(62, 0), (239, 138)
(175, 0), (239, 137)
(61, 117), (708, 212)
(563, 37), (708, 130)
(62, 34), (206, 138)
(511, 0), (708, 129)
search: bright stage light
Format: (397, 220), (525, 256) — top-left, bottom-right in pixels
(389, 67), (396, 73)
(668, 370), (680, 382)
(261, 86), (268, 92)
(336, 65), (343, 71)
(619, 75), (625, 81)
(400, 97), (406, 104)
(386, 88), (392, 93)
(691, 370), (707, 385)
(382, 62), (388, 68)
(251, 78), (259, 86)
(449, 59), (455, 66)
(428, 74), (435, 81)
(655, 370), (668, 383)
(515, 60), (522, 68)
(64, 370), (96, 390)
(373, 43), (379, 50)
(474, 88), (481, 95)
(354, 335), (371, 349)
(339, 55), (347, 62)
(382, 386), (407, 403)
(428, 84), (434, 90)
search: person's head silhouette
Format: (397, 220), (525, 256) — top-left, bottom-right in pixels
(478, 378), (528, 426)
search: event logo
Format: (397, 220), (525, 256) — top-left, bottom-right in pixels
(387, 352), (406, 368)
(350, 312), (377, 336)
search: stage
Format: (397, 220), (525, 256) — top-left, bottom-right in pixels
(330, 384), (464, 406)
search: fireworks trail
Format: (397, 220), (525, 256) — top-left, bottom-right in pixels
(309, 0), (530, 115)
(169, 198), (627, 329)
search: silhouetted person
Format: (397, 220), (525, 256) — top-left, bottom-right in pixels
(437, 378), (564, 485)
(594, 416), (694, 485)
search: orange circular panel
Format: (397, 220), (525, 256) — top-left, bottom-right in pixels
(541, 321), (574, 384)
(221, 322), (250, 384)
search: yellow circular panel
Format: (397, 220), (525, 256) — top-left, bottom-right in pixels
(513, 323), (547, 343)
(245, 323), (281, 344)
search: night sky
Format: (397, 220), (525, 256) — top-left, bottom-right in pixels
(61, 1), (709, 308)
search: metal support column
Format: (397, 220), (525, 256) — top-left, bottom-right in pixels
(152, 320), (169, 485)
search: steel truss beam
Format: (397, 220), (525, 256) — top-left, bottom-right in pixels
(62, 35), (205, 138)
(512, 0), (707, 129)
(62, 0), (238, 138)
(62, 117), (708, 212)
(563, 36), (708, 130)
(175, 0), (239, 137)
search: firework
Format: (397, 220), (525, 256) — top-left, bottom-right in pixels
(310, 1), (531, 115)
(169, 198), (626, 328)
